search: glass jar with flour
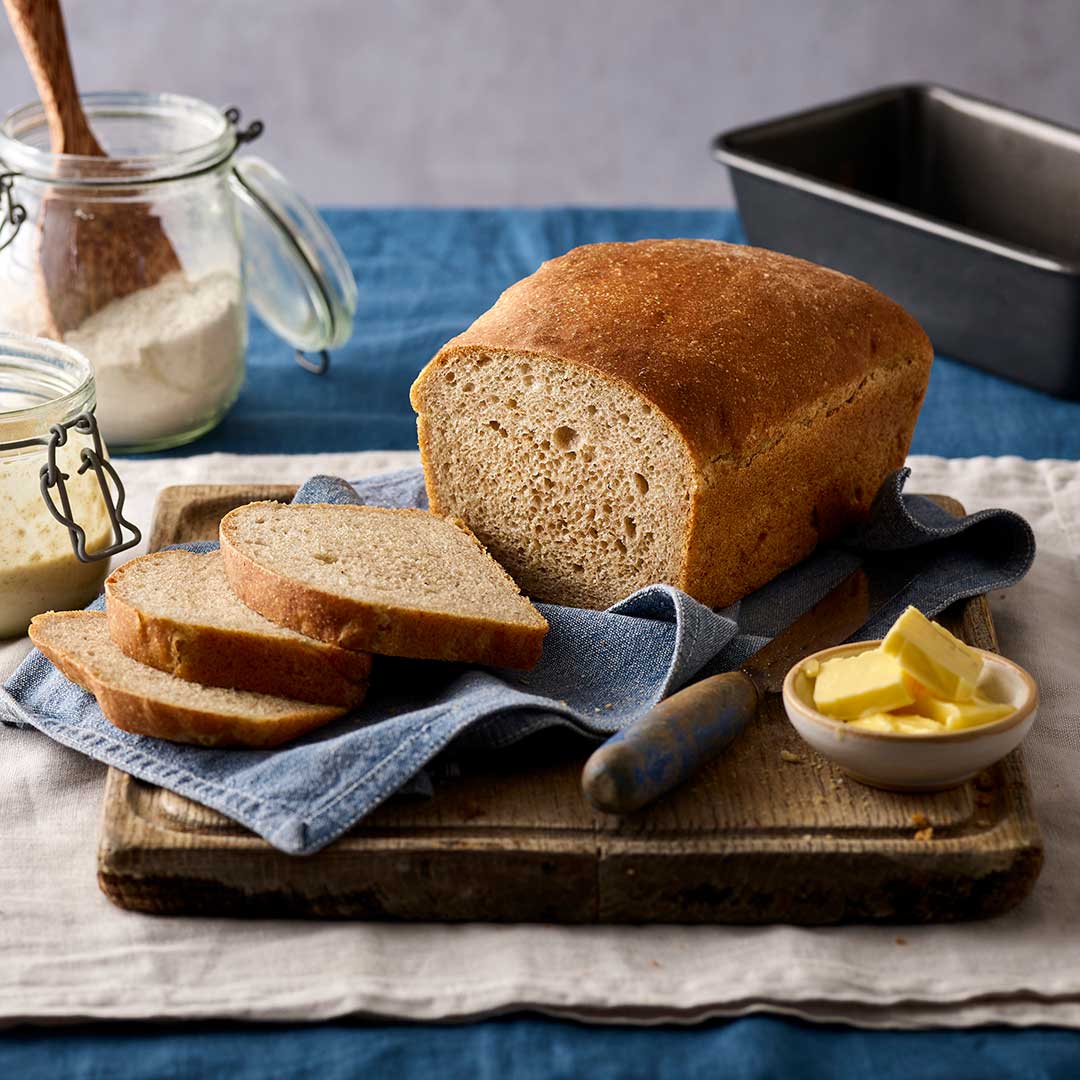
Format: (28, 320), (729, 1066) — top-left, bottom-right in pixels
(0, 333), (140, 638)
(0, 92), (357, 452)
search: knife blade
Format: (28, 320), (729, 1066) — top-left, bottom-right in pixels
(581, 558), (916, 814)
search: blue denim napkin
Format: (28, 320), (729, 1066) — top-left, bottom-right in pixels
(1, 467), (1034, 854)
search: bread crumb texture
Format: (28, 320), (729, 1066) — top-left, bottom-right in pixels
(224, 504), (543, 622)
(109, 549), (319, 638)
(415, 347), (690, 608)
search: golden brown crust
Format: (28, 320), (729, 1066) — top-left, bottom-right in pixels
(218, 504), (548, 670)
(29, 612), (344, 749)
(412, 239), (933, 466)
(105, 556), (371, 708)
(86, 683), (340, 749)
(682, 359), (930, 607)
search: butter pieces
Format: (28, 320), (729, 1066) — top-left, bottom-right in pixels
(802, 605), (1015, 735)
(848, 713), (944, 734)
(881, 606), (983, 701)
(917, 694), (1013, 731)
(812, 650), (916, 719)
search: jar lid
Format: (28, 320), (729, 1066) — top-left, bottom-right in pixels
(229, 157), (358, 373)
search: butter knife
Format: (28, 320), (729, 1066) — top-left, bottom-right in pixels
(581, 562), (911, 814)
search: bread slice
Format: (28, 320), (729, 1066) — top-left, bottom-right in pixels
(219, 502), (549, 668)
(106, 550), (371, 707)
(29, 611), (345, 748)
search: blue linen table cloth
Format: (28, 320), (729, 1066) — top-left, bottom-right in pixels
(3, 465), (1034, 854)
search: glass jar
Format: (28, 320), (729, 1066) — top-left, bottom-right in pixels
(0, 333), (139, 638)
(0, 92), (357, 453)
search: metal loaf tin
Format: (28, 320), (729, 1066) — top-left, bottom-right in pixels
(714, 84), (1080, 398)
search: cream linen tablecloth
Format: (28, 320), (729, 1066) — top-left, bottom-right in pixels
(2, 451), (1079, 1029)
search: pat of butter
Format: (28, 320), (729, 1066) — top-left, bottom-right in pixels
(845, 714), (896, 733)
(812, 650), (916, 719)
(881, 606), (983, 701)
(801, 609), (1013, 736)
(918, 693), (1013, 731)
(848, 712), (945, 734)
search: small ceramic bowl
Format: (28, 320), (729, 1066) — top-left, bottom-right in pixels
(782, 640), (1039, 792)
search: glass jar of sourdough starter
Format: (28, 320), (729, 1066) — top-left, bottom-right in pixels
(0, 92), (357, 452)
(0, 333), (139, 638)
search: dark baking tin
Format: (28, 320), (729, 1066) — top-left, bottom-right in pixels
(714, 84), (1080, 398)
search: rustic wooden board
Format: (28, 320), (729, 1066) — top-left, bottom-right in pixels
(97, 484), (1044, 923)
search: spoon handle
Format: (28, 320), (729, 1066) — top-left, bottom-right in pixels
(3, 0), (103, 156)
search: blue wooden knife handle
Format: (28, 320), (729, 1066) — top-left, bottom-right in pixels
(581, 671), (761, 814)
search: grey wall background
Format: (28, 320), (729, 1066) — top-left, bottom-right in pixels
(1, 0), (1078, 205)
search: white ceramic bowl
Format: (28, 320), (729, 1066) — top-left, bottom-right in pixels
(782, 640), (1039, 792)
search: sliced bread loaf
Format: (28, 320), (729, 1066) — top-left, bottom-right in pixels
(29, 611), (346, 748)
(219, 502), (549, 668)
(410, 238), (933, 609)
(106, 550), (371, 707)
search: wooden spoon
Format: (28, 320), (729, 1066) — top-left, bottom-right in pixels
(3, 0), (180, 335)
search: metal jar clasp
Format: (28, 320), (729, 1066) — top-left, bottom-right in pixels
(0, 171), (27, 255)
(38, 411), (141, 562)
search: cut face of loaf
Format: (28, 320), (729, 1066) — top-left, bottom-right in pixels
(414, 351), (693, 609)
(411, 239), (934, 610)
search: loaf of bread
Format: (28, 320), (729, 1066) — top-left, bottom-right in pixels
(105, 550), (372, 707)
(219, 502), (549, 668)
(411, 239), (933, 609)
(29, 611), (346, 748)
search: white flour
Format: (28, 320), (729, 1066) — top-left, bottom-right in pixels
(64, 271), (245, 448)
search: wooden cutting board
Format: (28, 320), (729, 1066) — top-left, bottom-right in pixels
(97, 485), (1043, 923)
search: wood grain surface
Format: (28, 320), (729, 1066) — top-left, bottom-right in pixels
(97, 484), (1044, 923)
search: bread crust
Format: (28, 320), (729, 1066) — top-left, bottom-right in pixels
(29, 612), (344, 749)
(411, 238), (932, 466)
(105, 554), (371, 708)
(682, 360), (930, 607)
(219, 504), (548, 669)
(411, 239), (934, 610)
